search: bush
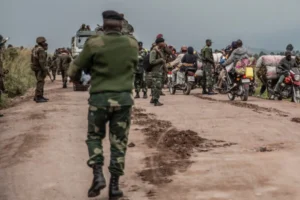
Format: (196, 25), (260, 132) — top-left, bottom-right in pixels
(0, 49), (35, 108)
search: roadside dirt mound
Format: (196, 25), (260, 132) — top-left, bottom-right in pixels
(194, 94), (289, 117)
(291, 117), (300, 123)
(132, 107), (237, 185)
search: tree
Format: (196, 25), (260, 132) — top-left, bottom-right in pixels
(270, 52), (275, 55)
(253, 54), (259, 59)
(259, 51), (266, 57)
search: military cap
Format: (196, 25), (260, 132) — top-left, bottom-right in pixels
(156, 34), (163, 39)
(138, 41), (143, 46)
(206, 39), (212, 43)
(286, 44), (294, 51)
(102, 10), (123, 21)
(36, 36), (46, 44)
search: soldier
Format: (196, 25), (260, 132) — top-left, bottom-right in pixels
(134, 41), (148, 99)
(201, 39), (215, 95)
(149, 37), (167, 106)
(68, 10), (138, 199)
(119, 13), (134, 35)
(31, 37), (48, 103)
(58, 50), (72, 88)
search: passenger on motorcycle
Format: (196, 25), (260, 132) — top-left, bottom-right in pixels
(169, 46), (188, 83)
(273, 51), (295, 95)
(181, 47), (197, 68)
(221, 40), (252, 88)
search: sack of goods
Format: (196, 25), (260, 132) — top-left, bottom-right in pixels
(195, 69), (203, 77)
(266, 66), (278, 80)
(256, 55), (290, 68)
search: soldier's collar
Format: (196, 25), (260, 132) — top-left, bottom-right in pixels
(104, 30), (122, 35)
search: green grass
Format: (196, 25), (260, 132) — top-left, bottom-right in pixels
(0, 49), (35, 108)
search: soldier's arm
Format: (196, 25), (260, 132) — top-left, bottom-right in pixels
(149, 50), (164, 65)
(37, 48), (47, 71)
(68, 39), (93, 82)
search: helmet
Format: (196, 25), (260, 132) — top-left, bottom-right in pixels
(181, 46), (187, 52)
(36, 36), (46, 44)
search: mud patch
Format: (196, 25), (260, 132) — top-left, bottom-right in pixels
(291, 117), (300, 123)
(28, 112), (46, 120)
(0, 128), (48, 168)
(133, 107), (237, 185)
(194, 94), (289, 117)
(255, 143), (286, 152)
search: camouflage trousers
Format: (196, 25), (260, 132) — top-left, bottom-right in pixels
(86, 105), (132, 176)
(34, 70), (47, 98)
(61, 69), (68, 85)
(51, 67), (57, 80)
(151, 72), (163, 101)
(145, 72), (152, 89)
(202, 63), (214, 89)
(134, 72), (147, 94)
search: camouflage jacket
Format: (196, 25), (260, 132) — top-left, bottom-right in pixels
(137, 48), (147, 74)
(68, 30), (138, 107)
(201, 46), (214, 64)
(31, 45), (47, 71)
(149, 47), (165, 73)
(58, 53), (72, 70)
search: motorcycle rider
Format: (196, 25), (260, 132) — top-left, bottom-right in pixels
(169, 46), (188, 84)
(222, 39), (252, 89)
(134, 41), (148, 99)
(272, 50), (295, 98)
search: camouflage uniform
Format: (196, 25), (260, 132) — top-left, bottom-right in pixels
(31, 44), (47, 99)
(68, 30), (138, 176)
(134, 48), (147, 96)
(201, 46), (214, 91)
(58, 52), (72, 88)
(149, 48), (165, 103)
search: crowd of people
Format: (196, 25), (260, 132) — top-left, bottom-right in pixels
(1, 9), (300, 199)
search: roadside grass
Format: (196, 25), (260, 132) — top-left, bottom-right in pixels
(0, 49), (35, 108)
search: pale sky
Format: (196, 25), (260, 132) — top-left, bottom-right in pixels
(1, 0), (300, 52)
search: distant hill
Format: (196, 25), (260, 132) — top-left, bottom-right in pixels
(246, 46), (282, 54)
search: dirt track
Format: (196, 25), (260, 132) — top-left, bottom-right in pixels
(1, 79), (300, 200)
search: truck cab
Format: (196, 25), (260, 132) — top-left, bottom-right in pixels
(71, 31), (97, 58)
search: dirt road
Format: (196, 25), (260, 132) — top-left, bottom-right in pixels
(1, 80), (300, 200)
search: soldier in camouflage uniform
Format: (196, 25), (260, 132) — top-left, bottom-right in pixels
(201, 39), (216, 95)
(58, 50), (72, 88)
(149, 37), (167, 106)
(68, 10), (138, 199)
(31, 37), (48, 103)
(134, 41), (148, 99)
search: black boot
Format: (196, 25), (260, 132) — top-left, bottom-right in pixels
(35, 97), (47, 103)
(202, 87), (208, 94)
(88, 164), (106, 198)
(109, 175), (123, 199)
(63, 82), (67, 88)
(143, 92), (148, 99)
(154, 100), (163, 106)
(134, 93), (140, 99)
(42, 96), (49, 101)
(150, 98), (154, 104)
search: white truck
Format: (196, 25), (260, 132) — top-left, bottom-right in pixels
(71, 31), (97, 58)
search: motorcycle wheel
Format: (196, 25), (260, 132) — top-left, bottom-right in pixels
(292, 87), (300, 103)
(183, 83), (192, 95)
(227, 92), (235, 101)
(240, 85), (249, 101)
(169, 84), (176, 95)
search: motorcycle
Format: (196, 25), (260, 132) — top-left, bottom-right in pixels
(267, 67), (300, 103)
(166, 66), (173, 88)
(169, 65), (197, 95)
(224, 65), (254, 101)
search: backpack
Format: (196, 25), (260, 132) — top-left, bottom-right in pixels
(143, 52), (152, 72)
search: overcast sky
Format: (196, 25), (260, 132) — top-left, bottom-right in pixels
(1, 0), (300, 52)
